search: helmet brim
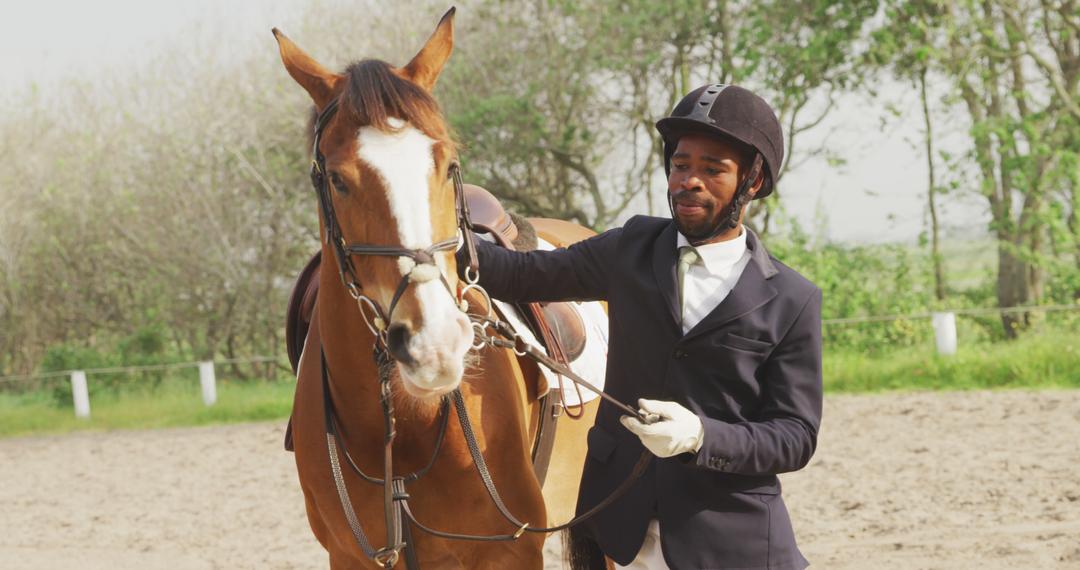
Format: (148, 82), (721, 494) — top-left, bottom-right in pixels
(656, 116), (749, 149)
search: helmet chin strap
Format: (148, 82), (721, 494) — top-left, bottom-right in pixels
(668, 153), (764, 245)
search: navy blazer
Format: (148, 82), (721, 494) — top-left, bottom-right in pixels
(463, 215), (822, 570)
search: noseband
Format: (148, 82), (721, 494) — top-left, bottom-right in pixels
(309, 97), (480, 340)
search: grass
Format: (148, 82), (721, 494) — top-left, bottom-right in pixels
(825, 329), (1080, 392)
(0, 376), (295, 439)
(2, 329), (1078, 438)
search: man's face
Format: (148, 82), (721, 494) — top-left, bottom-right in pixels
(667, 133), (755, 241)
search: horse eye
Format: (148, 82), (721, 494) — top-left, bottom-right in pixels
(329, 172), (348, 194)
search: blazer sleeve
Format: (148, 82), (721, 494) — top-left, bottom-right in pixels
(455, 227), (622, 303)
(692, 288), (823, 475)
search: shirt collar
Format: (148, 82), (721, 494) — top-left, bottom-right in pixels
(676, 225), (748, 274)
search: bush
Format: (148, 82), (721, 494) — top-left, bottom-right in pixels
(769, 230), (934, 353)
(38, 325), (183, 407)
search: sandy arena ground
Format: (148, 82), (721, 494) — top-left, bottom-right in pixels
(2, 389), (1078, 569)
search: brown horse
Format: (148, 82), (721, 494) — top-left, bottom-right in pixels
(274, 9), (600, 569)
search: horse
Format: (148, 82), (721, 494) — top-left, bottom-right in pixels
(273, 9), (603, 568)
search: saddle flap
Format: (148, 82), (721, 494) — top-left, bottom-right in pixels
(286, 251), (323, 375)
(538, 302), (587, 363)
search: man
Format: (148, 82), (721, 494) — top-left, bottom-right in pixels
(460, 84), (822, 569)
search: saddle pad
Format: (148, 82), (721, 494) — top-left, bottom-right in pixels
(490, 238), (609, 407)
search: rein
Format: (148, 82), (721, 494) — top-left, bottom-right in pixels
(308, 97), (653, 569)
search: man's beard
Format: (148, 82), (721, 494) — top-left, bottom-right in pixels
(669, 191), (732, 241)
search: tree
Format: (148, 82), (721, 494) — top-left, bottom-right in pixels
(874, 0), (1079, 336)
(869, 3), (951, 301)
(440, 0), (879, 231)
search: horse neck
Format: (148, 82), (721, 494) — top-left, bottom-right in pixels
(314, 254), (396, 430)
(475, 344), (538, 452)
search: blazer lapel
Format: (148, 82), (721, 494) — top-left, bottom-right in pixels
(650, 223), (681, 327)
(682, 228), (779, 343)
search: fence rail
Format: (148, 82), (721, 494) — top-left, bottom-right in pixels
(822, 303), (1080, 326)
(0, 356), (281, 384)
(0, 356), (285, 419)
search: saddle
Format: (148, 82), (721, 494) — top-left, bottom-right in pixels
(284, 186), (589, 482)
(461, 184), (587, 363)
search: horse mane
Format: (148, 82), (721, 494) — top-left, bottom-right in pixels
(341, 59), (451, 142)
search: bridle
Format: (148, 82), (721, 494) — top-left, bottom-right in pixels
(307, 96), (653, 569)
(309, 97), (479, 339)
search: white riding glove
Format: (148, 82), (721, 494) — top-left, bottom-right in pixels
(619, 399), (704, 458)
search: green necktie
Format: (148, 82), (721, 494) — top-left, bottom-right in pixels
(677, 245), (700, 320)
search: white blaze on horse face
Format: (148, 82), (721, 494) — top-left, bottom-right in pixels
(356, 119), (436, 250)
(356, 119), (472, 395)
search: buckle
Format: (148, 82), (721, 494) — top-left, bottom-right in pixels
(373, 549), (399, 568)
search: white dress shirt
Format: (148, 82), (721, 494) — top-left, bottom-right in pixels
(615, 225), (751, 569)
(679, 226), (752, 331)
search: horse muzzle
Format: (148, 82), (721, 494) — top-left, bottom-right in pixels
(387, 311), (472, 398)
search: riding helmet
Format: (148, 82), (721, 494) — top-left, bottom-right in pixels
(655, 84), (784, 199)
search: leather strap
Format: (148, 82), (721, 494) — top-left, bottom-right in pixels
(530, 391), (558, 485)
(467, 221), (565, 485)
(453, 164), (480, 274)
(321, 347), (451, 567)
(668, 152), (764, 244)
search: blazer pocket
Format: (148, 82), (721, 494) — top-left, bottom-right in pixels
(586, 425), (617, 463)
(714, 332), (773, 354)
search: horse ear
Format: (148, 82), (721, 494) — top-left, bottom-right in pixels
(403, 7), (455, 91)
(272, 28), (340, 108)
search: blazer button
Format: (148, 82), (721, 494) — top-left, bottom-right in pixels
(673, 349), (688, 359)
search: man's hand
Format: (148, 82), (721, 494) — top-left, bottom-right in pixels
(619, 399), (704, 458)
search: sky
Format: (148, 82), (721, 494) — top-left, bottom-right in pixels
(0, 0), (306, 84)
(1, 0), (992, 245)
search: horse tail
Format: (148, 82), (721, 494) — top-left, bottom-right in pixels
(565, 526), (607, 570)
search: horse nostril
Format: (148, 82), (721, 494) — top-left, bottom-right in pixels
(386, 323), (416, 366)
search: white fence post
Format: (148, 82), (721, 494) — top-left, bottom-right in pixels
(70, 371), (91, 419)
(931, 311), (958, 356)
(199, 361), (217, 406)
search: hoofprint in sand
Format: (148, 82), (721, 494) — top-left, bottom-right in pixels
(2, 390), (1077, 569)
